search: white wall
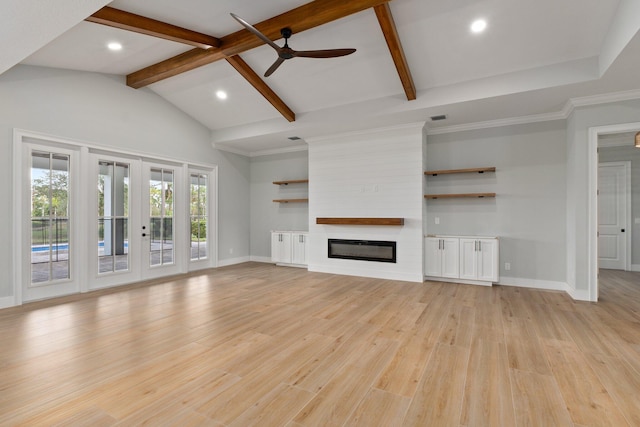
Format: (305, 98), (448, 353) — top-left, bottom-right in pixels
(426, 121), (567, 286)
(0, 65), (251, 299)
(307, 123), (425, 282)
(250, 151), (309, 260)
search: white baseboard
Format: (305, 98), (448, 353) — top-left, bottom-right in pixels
(631, 264), (640, 272)
(308, 264), (423, 283)
(217, 256), (251, 267)
(249, 256), (273, 263)
(0, 296), (16, 309)
(424, 276), (492, 287)
(498, 276), (593, 301)
(498, 276), (567, 292)
(565, 286), (592, 302)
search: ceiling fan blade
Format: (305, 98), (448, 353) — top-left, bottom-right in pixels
(264, 57), (286, 77)
(292, 48), (356, 59)
(230, 13), (281, 51)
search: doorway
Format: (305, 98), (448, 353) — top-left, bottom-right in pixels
(588, 123), (640, 301)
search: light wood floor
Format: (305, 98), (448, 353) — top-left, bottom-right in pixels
(1, 264), (639, 426)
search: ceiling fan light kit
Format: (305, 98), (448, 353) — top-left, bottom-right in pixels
(230, 13), (356, 77)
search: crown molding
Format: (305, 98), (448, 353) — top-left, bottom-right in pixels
(427, 88), (640, 136)
(426, 111), (567, 136)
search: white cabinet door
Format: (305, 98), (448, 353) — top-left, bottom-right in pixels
(459, 238), (499, 282)
(459, 238), (478, 280)
(271, 232), (292, 263)
(424, 237), (443, 276)
(477, 238), (498, 282)
(441, 238), (460, 278)
(291, 232), (308, 265)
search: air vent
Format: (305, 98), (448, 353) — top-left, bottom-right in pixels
(430, 114), (447, 121)
(288, 136), (301, 140)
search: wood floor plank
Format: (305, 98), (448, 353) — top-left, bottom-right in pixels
(542, 338), (630, 426)
(510, 369), (574, 427)
(504, 317), (552, 375)
(586, 352), (640, 426)
(376, 297), (451, 397)
(403, 343), (469, 426)
(293, 336), (399, 426)
(460, 339), (516, 427)
(228, 383), (314, 427)
(346, 388), (411, 427)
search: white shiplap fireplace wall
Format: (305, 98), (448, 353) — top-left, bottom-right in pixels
(307, 123), (425, 282)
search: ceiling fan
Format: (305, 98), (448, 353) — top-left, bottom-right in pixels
(230, 13), (356, 77)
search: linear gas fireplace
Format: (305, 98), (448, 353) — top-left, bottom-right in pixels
(328, 239), (397, 263)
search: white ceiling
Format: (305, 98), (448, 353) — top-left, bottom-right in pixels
(10, 0), (640, 155)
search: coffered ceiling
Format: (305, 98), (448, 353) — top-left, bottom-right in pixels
(5, 0), (640, 155)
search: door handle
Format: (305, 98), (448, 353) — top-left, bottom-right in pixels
(621, 229), (625, 232)
(142, 233), (146, 237)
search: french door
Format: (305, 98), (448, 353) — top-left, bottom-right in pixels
(142, 161), (183, 280)
(22, 143), (81, 302)
(17, 132), (215, 304)
(89, 155), (184, 289)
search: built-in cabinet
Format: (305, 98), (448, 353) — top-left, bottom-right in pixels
(271, 231), (308, 267)
(424, 235), (499, 286)
(424, 237), (459, 278)
(459, 238), (499, 282)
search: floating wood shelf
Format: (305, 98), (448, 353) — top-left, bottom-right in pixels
(424, 167), (496, 176)
(273, 179), (309, 185)
(424, 193), (496, 199)
(273, 198), (309, 203)
(316, 217), (404, 226)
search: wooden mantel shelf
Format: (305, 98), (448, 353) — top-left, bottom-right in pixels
(316, 217), (404, 226)
(273, 198), (309, 203)
(273, 179), (309, 185)
(424, 193), (496, 199)
(424, 167), (496, 176)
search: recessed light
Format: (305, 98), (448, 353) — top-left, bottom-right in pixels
(107, 42), (123, 51)
(216, 90), (228, 100)
(470, 19), (487, 34)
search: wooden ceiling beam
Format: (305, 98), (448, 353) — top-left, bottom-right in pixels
(225, 56), (295, 122)
(374, 3), (416, 100)
(126, 0), (390, 89)
(86, 6), (221, 50)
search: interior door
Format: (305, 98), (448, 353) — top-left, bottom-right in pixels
(598, 162), (629, 270)
(142, 162), (183, 279)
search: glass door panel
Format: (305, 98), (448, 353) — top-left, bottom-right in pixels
(98, 161), (130, 274)
(149, 168), (174, 267)
(190, 173), (208, 261)
(30, 152), (70, 283)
